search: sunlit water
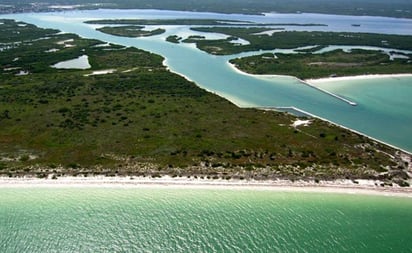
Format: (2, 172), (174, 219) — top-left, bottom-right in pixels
(2, 9), (412, 151)
(0, 187), (411, 252)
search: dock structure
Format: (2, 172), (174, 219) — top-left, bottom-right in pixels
(299, 79), (357, 106)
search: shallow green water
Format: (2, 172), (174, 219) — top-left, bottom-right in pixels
(1, 188), (411, 252)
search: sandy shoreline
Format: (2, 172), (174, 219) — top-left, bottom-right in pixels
(228, 58), (412, 83)
(306, 73), (412, 84)
(1, 176), (411, 198)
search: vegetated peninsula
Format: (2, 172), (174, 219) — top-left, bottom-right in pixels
(230, 49), (412, 79)
(0, 19), (410, 186)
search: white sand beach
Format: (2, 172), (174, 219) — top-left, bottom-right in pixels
(1, 176), (411, 198)
(306, 73), (412, 84)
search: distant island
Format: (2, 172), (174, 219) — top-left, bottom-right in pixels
(97, 25), (165, 37)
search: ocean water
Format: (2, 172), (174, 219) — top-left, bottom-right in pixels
(2, 10), (412, 151)
(0, 187), (411, 252)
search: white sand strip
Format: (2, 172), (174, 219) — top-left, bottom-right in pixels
(0, 176), (411, 198)
(306, 74), (412, 84)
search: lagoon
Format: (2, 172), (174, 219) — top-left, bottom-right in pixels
(3, 9), (412, 152)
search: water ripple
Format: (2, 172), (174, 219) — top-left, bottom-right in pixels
(1, 189), (412, 252)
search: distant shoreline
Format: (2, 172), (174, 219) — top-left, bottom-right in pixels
(1, 176), (411, 198)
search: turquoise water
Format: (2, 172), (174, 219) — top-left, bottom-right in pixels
(0, 188), (411, 252)
(2, 10), (412, 151)
(313, 77), (412, 148)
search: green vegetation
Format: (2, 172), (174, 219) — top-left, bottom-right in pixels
(188, 28), (412, 55)
(0, 19), (58, 43)
(166, 35), (182, 44)
(0, 19), (410, 184)
(2, 0), (411, 19)
(230, 49), (412, 79)
(181, 35), (208, 43)
(97, 26), (165, 37)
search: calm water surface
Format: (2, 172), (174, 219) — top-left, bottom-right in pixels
(3, 9), (412, 151)
(0, 187), (412, 252)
